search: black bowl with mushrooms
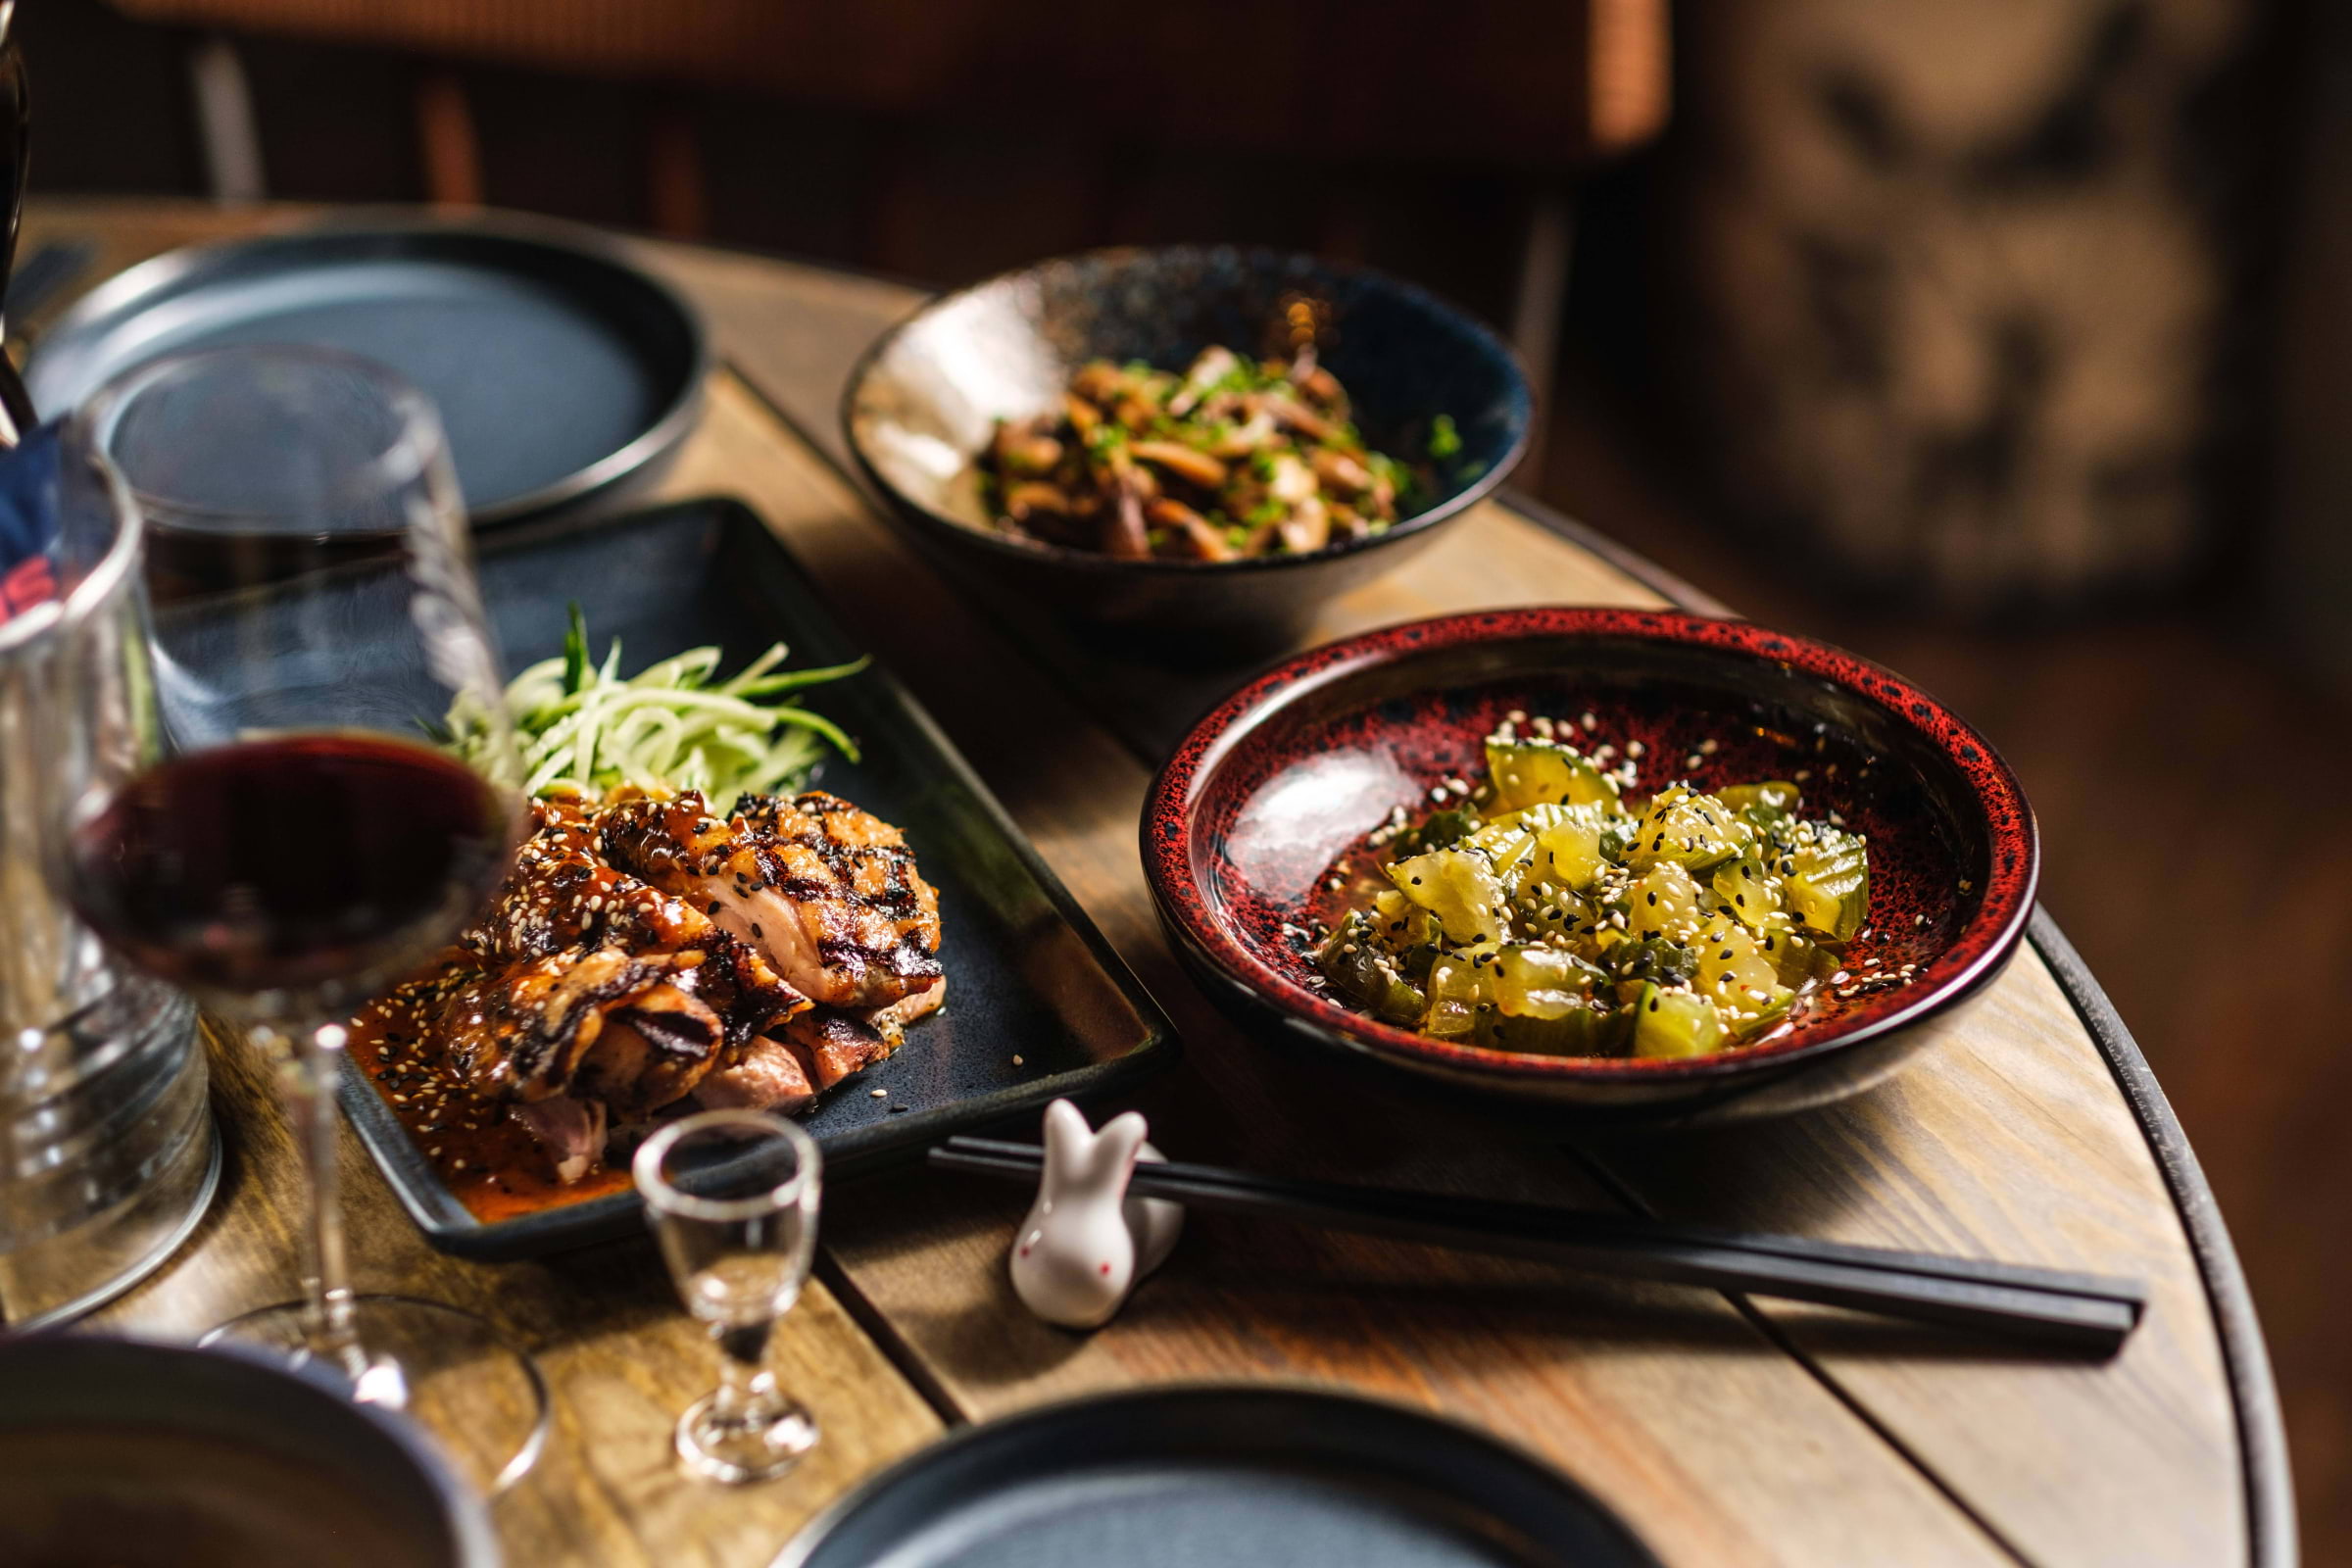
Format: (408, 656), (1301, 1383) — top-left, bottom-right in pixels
(843, 246), (1532, 656)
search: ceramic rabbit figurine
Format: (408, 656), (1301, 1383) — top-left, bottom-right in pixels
(1008, 1100), (1183, 1329)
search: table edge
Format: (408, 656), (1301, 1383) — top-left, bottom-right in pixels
(1500, 485), (2298, 1568)
(2026, 910), (2297, 1568)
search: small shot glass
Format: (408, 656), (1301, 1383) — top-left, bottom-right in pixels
(633, 1108), (823, 1483)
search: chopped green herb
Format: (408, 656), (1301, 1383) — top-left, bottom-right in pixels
(1428, 414), (1463, 460)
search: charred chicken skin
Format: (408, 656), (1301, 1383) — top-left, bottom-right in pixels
(598, 789), (943, 1010)
(421, 791), (944, 1184)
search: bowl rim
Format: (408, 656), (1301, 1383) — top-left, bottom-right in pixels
(0, 1331), (502, 1567)
(837, 242), (1534, 577)
(1141, 607), (2040, 1083)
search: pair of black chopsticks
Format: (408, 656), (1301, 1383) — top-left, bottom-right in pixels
(928, 1137), (2146, 1355)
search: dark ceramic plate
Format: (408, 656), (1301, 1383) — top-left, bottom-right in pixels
(0, 1336), (497, 1567)
(774, 1386), (1660, 1568)
(1142, 609), (2037, 1124)
(843, 245), (1531, 653)
(24, 216), (706, 524)
(281, 499), (1172, 1258)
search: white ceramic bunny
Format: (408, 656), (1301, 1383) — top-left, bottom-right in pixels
(1008, 1100), (1184, 1329)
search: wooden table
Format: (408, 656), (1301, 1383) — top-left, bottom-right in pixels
(24, 200), (2293, 1568)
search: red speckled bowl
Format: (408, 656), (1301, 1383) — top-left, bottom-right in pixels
(1142, 609), (2038, 1124)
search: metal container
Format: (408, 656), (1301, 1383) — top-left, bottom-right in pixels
(0, 417), (216, 1329)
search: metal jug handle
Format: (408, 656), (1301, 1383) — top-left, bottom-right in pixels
(0, 1), (39, 448)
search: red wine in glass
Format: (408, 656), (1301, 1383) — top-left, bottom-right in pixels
(65, 732), (513, 1010)
(52, 346), (550, 1494)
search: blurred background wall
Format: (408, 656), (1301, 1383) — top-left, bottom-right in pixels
(16, 0), (2352, 1552)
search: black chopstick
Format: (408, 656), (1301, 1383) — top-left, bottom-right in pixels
(944, 1136), (2142, 1304)
(931, 1138), (2145, 1354)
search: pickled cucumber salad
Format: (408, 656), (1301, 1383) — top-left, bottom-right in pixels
(1313, 722), (1872, 1060)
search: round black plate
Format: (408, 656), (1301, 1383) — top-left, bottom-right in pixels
(24, 217), (706, 524)
(0, 1335), (497, 1567)
(775, 1387), (1659, 1568)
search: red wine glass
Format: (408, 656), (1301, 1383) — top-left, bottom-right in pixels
(54, 346), (548, 1493)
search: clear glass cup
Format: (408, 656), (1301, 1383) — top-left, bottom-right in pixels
(634, 1108), (823, 1483)
(52, 345), (547, 1494)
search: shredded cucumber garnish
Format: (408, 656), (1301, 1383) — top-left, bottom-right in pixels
(447, 604), (867, 803)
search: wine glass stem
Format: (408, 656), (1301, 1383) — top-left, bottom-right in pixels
(269, 1019), (362, 1367)
(712, 1320), (777, 1415)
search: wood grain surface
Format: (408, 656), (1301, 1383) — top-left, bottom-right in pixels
(18, 201), (2271, 1568)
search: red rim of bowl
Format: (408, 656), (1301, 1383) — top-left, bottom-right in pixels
(1141, 608), (2040, 1082)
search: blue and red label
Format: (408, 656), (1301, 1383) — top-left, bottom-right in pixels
(0, 422), (63, 625)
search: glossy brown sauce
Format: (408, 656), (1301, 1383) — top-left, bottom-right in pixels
(347, 953), (630, 1223)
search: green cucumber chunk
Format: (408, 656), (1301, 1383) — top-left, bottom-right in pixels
(1715, 780), (1801, 833)
(1785, 831), (1869, 942)
(1527, 803), (1615, 895)
(1623, 785), (1751, 874)
(1631, 983), (1728, 1059)
(1387, 847), (1507, 946)
(1476, 1004), (1613, 1056)
(1710, 854), (1782, 930)
(1489, 943), (1604, 1019)
(1421, 951), (1494, 1038)
(1316, 912), (1429, 1024)
(1484, 735), (1624, 813)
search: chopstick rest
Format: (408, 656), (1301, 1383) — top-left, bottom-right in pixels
(1004, 1101), (1184, 1329)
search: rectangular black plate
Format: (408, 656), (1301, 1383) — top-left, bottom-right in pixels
(332, 498), (1178, 1259)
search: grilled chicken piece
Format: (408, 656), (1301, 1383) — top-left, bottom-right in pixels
(509, 1097), (607, 1184)
(693, 1035), (816, 1114)
(696, 976), (948, 1108)
(433, 790), (942, 1180)
(439, 947), (723, 1115)
(467, 799), (808, 1049)
(779, 1009), (894, 1090)
(769, 978), (949, 1092)
(868, 976), (947, 1042)
(600, 790), (943, 1010)
(574, 981), (727, 1119)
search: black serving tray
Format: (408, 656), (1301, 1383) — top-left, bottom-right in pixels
(330, 498), (1177, 1259)
(776, 1386), (1661, 1568)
